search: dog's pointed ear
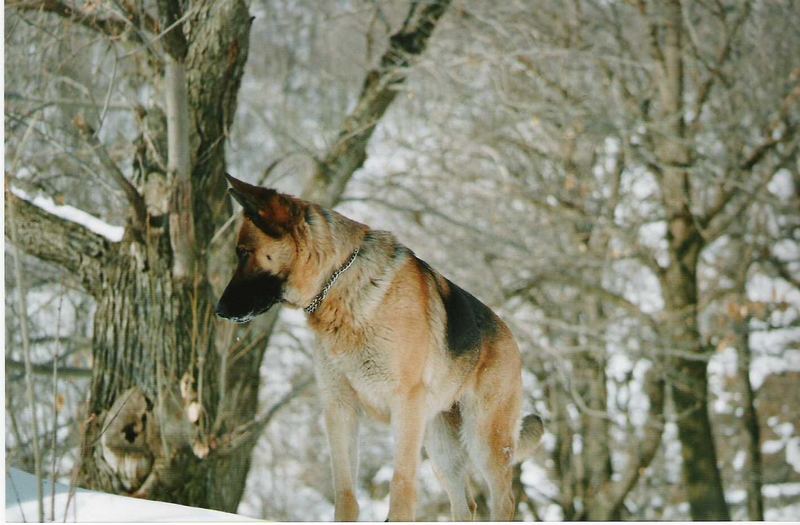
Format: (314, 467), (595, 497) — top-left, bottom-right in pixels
(226, 173), (265, 218)
(225, 173), (302, 237)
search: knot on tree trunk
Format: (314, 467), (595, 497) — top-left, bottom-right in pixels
(95, 384), (208, 498)
(98, 387), (159, 494)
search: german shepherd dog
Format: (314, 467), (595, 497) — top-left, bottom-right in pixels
(216, 175), (542, 521)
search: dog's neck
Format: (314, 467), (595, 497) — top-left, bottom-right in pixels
(304, 246), (360, 314)
(293, 204), (366, 314)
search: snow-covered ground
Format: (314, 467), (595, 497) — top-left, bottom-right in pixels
(4, 469), (257, 522)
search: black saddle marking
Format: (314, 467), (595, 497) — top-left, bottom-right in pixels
(416, 257), (497, 357)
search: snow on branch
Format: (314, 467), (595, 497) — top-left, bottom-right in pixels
(10, 187), (124, 242)
(5, 187), (117, 296)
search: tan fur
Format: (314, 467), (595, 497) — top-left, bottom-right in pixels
(219, 180), (542, 521)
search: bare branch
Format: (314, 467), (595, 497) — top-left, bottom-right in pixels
(303, 0), (452, 206)
(596, 367), (665, 519)
(73, 115), (147, 234)
(214, 375), (313, 456)
(506, 272), (659, 332)
(688, 3), (751, 124)
(703, 138), (799, 242)
(4, 188), (113, 296)
(6, 178), (46, 522)
(701, 71), (800, 230)
(156, 0), (187, 60)
(8, 0), (157, 42)
(165, 58), (195, 280)
(740, 122), (798, 173)
(766, 254), (800, 290)
(6, 358), (92, 379)
(636, 0), (664, 67)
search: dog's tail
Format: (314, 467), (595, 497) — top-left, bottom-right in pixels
(514, 413), (545, 463)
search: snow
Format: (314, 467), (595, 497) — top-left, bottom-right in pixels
(774, 422), (796, 439)
(520, 460), (559, 501)
(764, 503), (800, 522)
(726, 488), (747, 504)
(750, 349), (800, 390)
(733, 450), (747, 471)
(768, 168), (794, 198)
(764, 482), (800, 499)
(10, 188), (125, 242)
(763, 440), (786, 454)
(787, 438), (800, 473)
(762, 416), (799, 473)
(709, 347), (739, 415)
(372, 464), (394, 485)
(766, 502), (800, 521)
(4, 468), (256, 522)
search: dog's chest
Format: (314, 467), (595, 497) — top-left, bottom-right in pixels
(324, 339), (394, 417)
(334, 344), (391, 387)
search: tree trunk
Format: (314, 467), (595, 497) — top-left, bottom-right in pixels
(659, 184), (727, 520)
(75, 0), (256, 512)
(548, 374), (577, 521)
(659, 178), (730, 519)
(735, 317), (764, 520)
(9, 0), (452, 514)
(578, 352), (613, 521)
(79, 245), (226, 505)
(731, 248), (765, 521)
(653, 1), (729, 519)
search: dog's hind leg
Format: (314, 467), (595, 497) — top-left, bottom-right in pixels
(462, 333), (523, 521)
(463, 392), (520, 520)
(424, 408), (473, 521)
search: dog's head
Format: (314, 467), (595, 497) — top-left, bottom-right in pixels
(215, 174), (308, 323)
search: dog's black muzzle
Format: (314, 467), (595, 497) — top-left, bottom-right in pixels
(215, 272), (284, 324)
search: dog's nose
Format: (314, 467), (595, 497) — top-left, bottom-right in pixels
(215, 300), (230, 319)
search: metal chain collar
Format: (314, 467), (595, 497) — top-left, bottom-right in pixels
(304, 247), (360, 314)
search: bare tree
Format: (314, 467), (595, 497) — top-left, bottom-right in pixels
(6, 0), (450, 512)
(341, 0), (798, 519)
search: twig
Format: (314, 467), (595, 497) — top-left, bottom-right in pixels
(6, 358), (92, 379)
(6, 180), (45, 522)
(6, 469), (29, 523)
(98, 45), (119, 130)
(8, 0), (157, 41)
(216, 376), (314, 455)
(50, 283), (65, 521)
(73, 114), (147, 233)
(5, 92), (132, 111)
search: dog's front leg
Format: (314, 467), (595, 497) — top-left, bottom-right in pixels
(387, 384), (426, 521)
(323, 398), (360, 521)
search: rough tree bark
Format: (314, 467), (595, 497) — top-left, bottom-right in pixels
(8, 0), (253, 511)
(6, 0), (451, 513)
(74, 1), (254, 510)
(652, 1), (729, 519)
